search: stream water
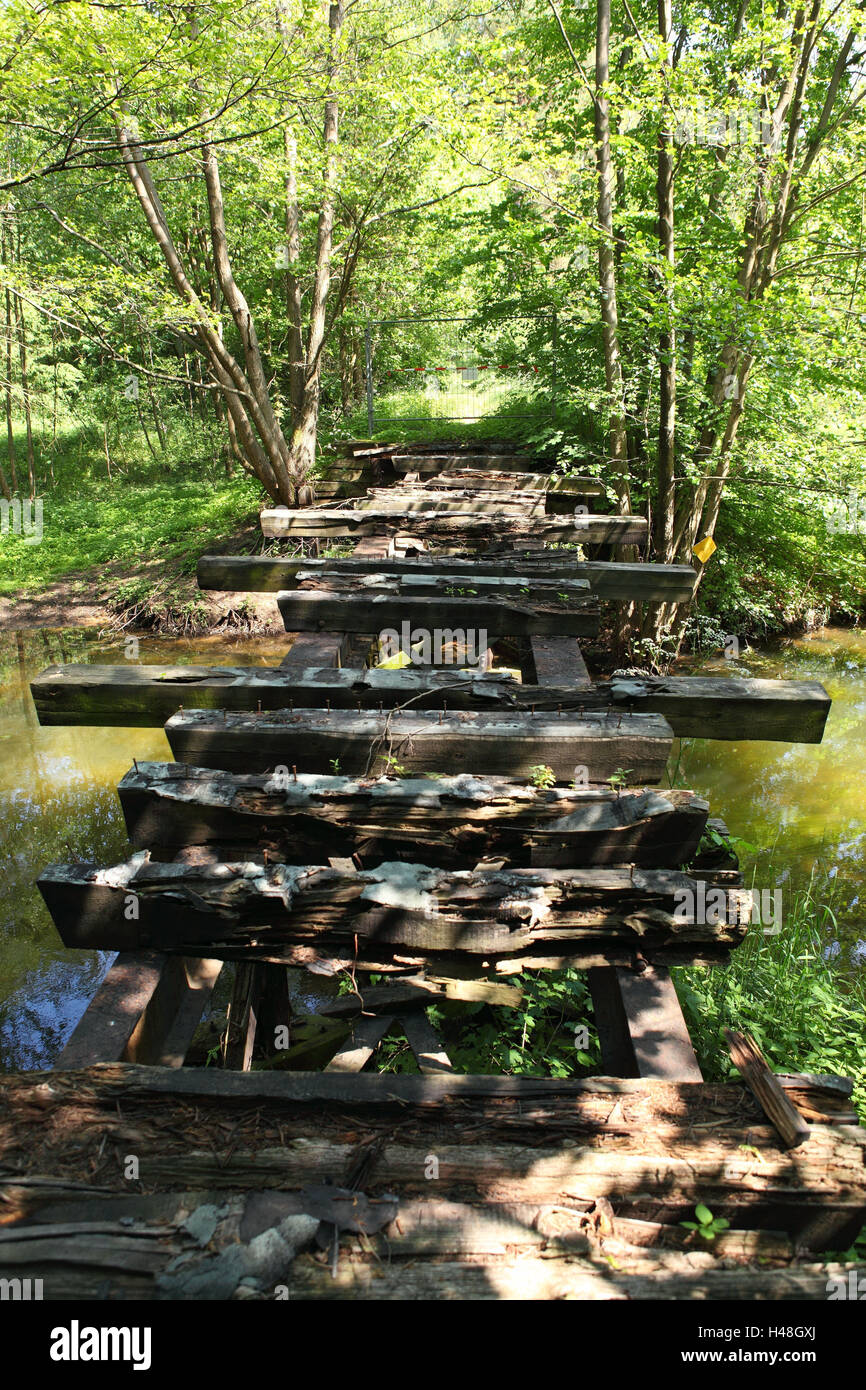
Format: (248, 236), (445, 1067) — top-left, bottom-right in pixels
(0, 624), (864, 1070)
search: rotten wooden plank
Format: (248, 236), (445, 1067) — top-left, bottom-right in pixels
(55, 951), (167, 1068)
(399, 1012), (454, 1074)
(276, 587), (600, 639)
(588, 966), (703, 1082)
(324, 1016), (395, 1072)
(197, 553), (697, 602)
(163, 707), (674, 783)
(531, 635), (593, 689)
(384, 469), (602, 496)
(37, 857), (749, 963)
(198, 553), (697, 602)
(726, 1029), (811, 1150)
(118, 764), (710, 868)
(260, 508), (648, 546)
(30, 663), (829, 743)
(280, 632), (348, 669)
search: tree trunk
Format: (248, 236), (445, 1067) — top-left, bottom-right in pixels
(593, 0), (630, 512)
(2, 222), (19, 495)
(13, 282), (36, 499)
(284, 129), (305, 428)
(289, 1), (344, 484)
(654, 0), (676, 564)
(115, 115), (294, 503)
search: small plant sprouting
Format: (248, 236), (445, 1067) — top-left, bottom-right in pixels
(606, 768), (632, 797)
(383, 754), (408, 777)
(329, 757), (341, 775)
(529, 764), (556, 789)
(680, 1203), (730, 1242)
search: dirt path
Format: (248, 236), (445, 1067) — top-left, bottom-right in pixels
(0, 576), (116, 630)
(0, 563), (283, 635)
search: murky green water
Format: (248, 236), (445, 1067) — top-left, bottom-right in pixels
(0, 625), (863, 1070)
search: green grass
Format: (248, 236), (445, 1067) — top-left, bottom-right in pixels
(0, 417), (263, 597)
(672, 872), (866, 1117)
(332, 383), (559, 449)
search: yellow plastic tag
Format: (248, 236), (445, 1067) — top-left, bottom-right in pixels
(693, 535), (717, 563)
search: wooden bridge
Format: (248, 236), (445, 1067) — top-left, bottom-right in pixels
(4, 439), (863, 1301)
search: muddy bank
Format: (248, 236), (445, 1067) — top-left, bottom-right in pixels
(0, 534), (285, 637)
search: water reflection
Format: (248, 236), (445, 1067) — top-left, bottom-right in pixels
(0, 624), (863, 1071)
(675, 627), (866, 965)
(0, 629), (287, 1070)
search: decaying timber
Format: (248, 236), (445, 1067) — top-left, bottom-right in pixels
(1, 1066), (864, 1302)
(276, 586), (600, 638)
(197, 553), (698, 602)
(163, 707), (674, 782)
(390, 452), (537, 473)
(260, 507), (648, 545)
(37, 855), (749, 965)
(118, 762), (710, 868)
(353, 488), (547, 515)
(383, 469), (603, 496)
(31, 663), (830, 743)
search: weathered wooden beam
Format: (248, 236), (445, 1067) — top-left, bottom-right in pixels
(54, 952), (222, 1069)
(295, 567), (592, 599)
(4, 1069), (863, 1252)
(276, 588), (600, 638)
(260, 508), (647, 545)
(127, 956), (223, 1069)
(280, 631), (348, 668)
(324, 1015), (395, 1072)
(30, 662), (829, 742)
(37, 857), (749, 964)
(530, 635), (593, 689)
(726, 1029), (811, 1149)
(386, 470), (603, 496)
(391, 452), (535, 473)
(163, 707), (674, 782)
(399, 1013), (454, 1074)
(55, 951), (167, 1068)
(588, 965), (703, 1082)
(354, 488), (544, 515)
(197, 553), (697, 602)
(118, 763), (709, 868)
(609, 674), (831, 743)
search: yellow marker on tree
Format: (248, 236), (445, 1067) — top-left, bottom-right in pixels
(693, 535), (717, 563)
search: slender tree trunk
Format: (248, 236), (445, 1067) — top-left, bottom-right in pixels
(655, 0), (676, 563)
(115, 116), (292, 502)
(142, 334), (168, 448)
(13, 284), (36, 499)
(593, 0), (630, 511)
(2, 221), (19, 494)
(284, 128), (305, 428)
(289, 1), (344, 483)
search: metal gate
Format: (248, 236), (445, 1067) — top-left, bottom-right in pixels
(363, 312), (557, 432)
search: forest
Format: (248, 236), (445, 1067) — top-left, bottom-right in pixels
(0, 0), (864, 652)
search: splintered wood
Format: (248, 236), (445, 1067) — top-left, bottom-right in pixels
(1, 1067), (864, 1299)
(37, 858), (750, 965)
